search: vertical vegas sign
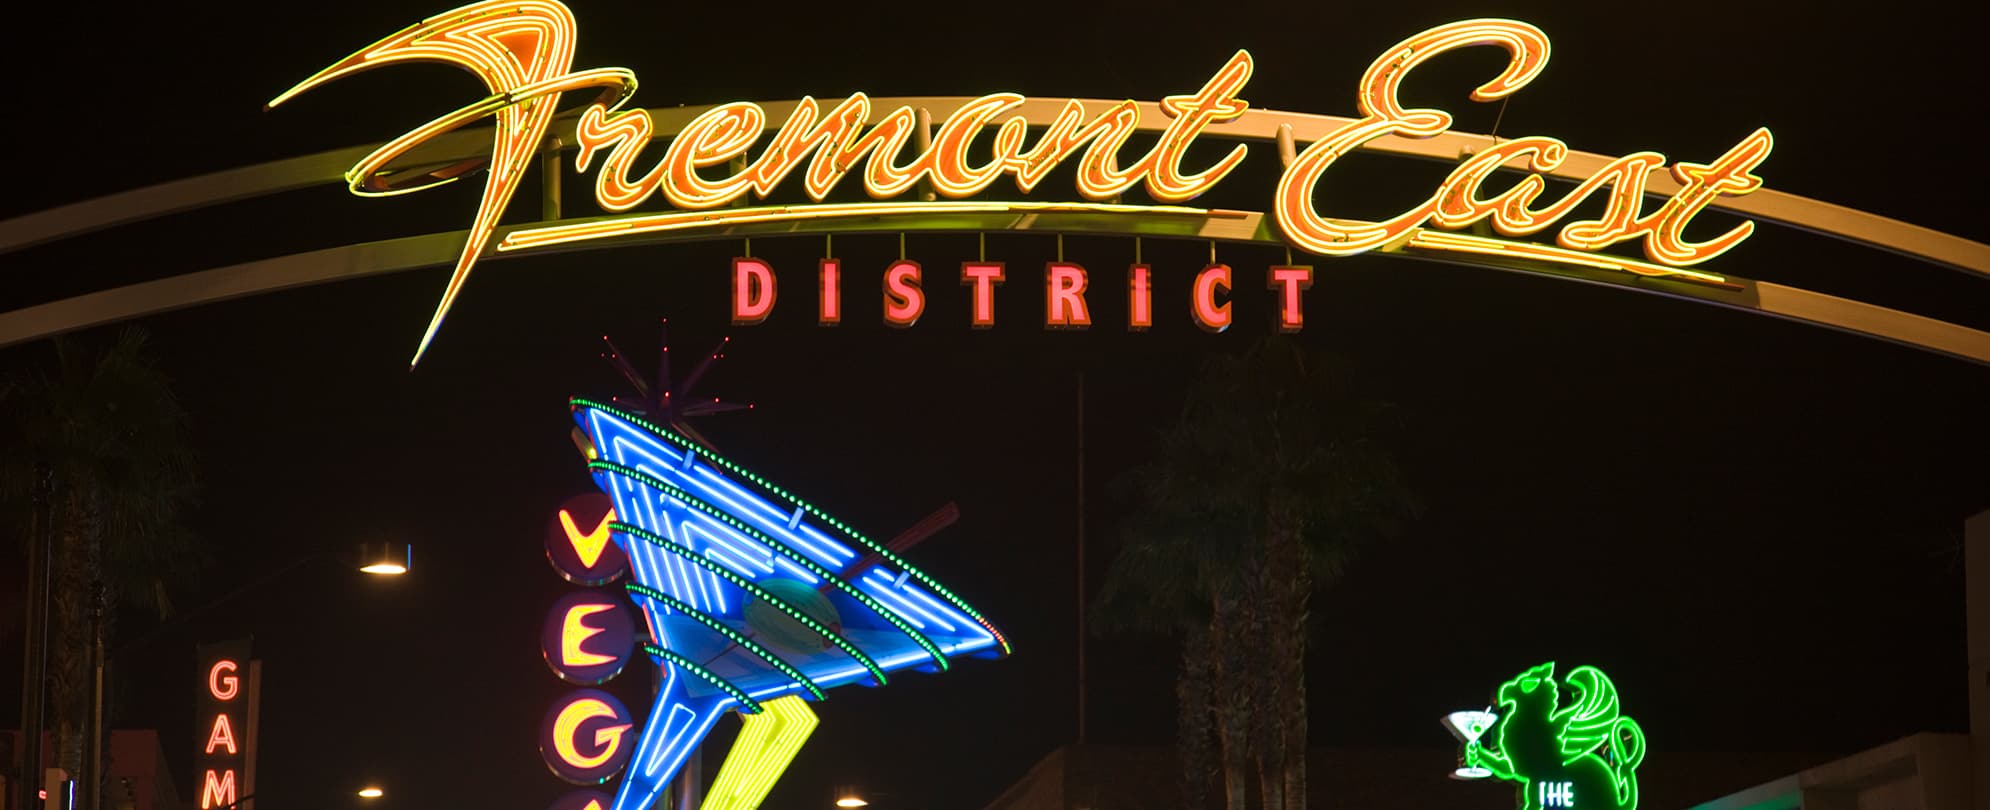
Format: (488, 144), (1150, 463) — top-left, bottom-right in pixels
(194, 641), (260, 810)
(542, 492), (636, 810)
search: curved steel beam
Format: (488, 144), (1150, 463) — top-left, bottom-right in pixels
(2, 206), (1982, 365)
(4, 99), (1985, 280)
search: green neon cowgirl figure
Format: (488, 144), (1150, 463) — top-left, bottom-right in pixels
(1463, 663), (1646, 810)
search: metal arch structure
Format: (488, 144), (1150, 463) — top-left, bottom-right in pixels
(1, 100), (1987, 363)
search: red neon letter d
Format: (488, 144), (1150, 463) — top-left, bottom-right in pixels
(733, 258), (777, 325)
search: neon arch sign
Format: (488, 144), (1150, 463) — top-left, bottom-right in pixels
(0, 5), (1970, 810)
(262, 3), (1791, 363)
(1, 1), (1984, 364)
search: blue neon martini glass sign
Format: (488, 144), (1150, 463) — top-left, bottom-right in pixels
(568, 395), (1008, 810)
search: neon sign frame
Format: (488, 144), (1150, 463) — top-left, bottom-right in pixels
(1451, 663), (1647, 810)
(542, 491), (641, 804)
(569, 397), (1006, 810)
(1, 5), (1985, 363)
(194, 641), (259, 810)
(259, 3), (1786, 362)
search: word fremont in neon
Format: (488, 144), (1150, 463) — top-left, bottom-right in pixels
(269, 0), (1774, 363)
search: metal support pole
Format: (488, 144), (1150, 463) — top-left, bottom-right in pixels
(84, 582), (105, 810)
(728, 155), (747, 209)
(914, 108), (935, 202)
(1076, 371), (1087, 745)
(111, 552), (338, 661)
(1966, 509), (1989, 810)
(14, 465), (51, 810)
(540, 141), (563, 221)
(676, 747), (702, 810)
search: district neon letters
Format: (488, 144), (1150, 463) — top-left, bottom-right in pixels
(722, 258), (1309, 331)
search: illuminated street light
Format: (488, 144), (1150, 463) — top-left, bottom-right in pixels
(86, 544), (415, 810)
(834, 786), (869, 807)
(357, 542), (412, 575)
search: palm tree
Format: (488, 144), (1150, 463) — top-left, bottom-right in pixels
(1094, 337), (1414, 810)
(2, 327), (197, 801)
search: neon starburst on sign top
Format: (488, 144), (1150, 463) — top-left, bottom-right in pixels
(593, 319), (753, 449)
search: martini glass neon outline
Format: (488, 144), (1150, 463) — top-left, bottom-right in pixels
(1441, 708), (1498, 780)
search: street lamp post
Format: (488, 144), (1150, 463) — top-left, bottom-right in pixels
(80, 543), (412, 810)
(356, 543), (411, 576)
(114, 544), (413, 656)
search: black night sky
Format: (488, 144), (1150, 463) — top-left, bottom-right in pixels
(3, 1), (1988, 809)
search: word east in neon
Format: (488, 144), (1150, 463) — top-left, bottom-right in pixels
(730, 258), (1316, 332)
(1272, 20), (1772, 266)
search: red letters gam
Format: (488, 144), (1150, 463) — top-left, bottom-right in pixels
(195, 640), (259, 810)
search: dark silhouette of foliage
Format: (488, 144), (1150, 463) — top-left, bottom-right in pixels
(2, 327), (199, 789)
(1093, 337), (1415, 810)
